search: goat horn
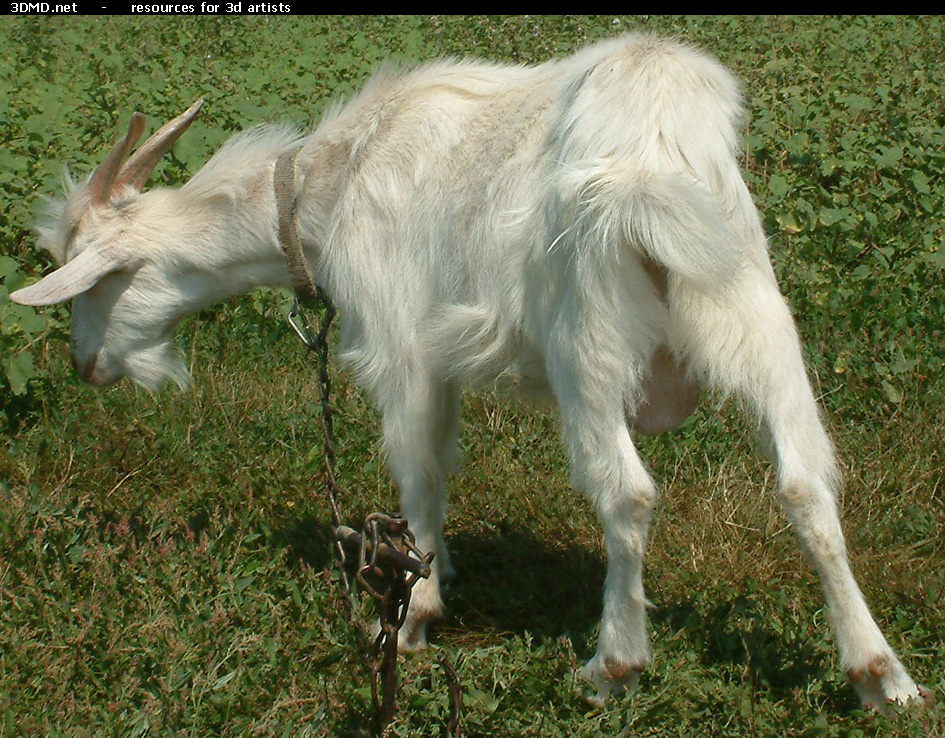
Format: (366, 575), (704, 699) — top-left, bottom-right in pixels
(114, 97), (204, 192)
(87, 111), (147, 206)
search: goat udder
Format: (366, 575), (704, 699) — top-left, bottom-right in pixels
(632, 347), (700, 435)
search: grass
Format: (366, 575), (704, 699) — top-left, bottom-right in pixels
(1, 14), (944, 738)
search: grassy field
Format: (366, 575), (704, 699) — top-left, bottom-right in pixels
(1, 15), (943, 737)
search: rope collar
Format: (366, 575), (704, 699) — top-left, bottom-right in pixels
(273, 147), (320, 303)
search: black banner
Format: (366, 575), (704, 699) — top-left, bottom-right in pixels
(5, 1), (295, 13)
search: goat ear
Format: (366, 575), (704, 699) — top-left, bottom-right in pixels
(9, 247), (139, 306)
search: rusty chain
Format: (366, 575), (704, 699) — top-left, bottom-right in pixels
(288, 292), (462, 736)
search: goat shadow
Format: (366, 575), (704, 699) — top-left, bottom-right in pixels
(276, 514), (844, 705)
(651, 597), (854, 708)
(276, 515), (602, 640)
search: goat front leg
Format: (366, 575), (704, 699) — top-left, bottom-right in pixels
(378, 375), (461, 650)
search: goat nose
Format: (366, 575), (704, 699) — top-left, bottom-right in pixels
(74, 354), (99, 384)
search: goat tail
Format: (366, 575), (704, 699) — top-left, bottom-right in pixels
(561, 162), (743, 289)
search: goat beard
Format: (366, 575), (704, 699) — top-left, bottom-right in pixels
(121, 341), (192, 392)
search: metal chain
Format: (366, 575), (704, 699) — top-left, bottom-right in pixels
(288, 293), (462, 736)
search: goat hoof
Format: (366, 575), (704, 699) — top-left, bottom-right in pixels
(398, 617), (434, 652)
(848, 654), (926, 712)
(369, 618), (430, 652)
(578, 654), (645, 707)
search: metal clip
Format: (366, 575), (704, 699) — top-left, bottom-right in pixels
(286, 299), (319, 350)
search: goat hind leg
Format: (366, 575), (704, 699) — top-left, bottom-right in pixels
(769, 418), (925, 709)
(675, 272), (925, 709)
(574, 416), (657, 705)
(549, 357), (658, 704)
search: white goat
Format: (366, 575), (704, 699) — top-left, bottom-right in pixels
(12, 34), (927, 709)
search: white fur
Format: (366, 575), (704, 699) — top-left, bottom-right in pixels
(12, 34), (923, 710)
